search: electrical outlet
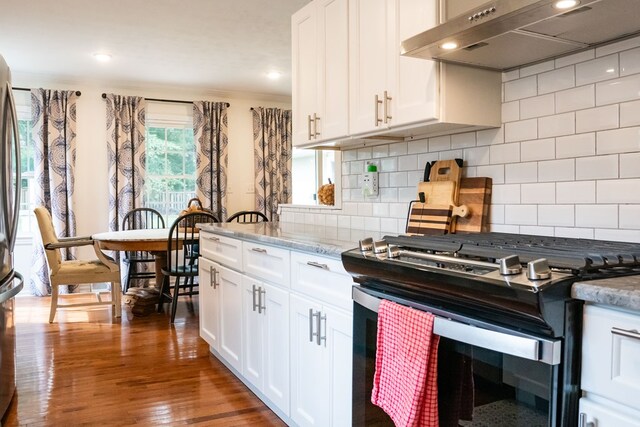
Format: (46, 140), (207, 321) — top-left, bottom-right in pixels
(362, 172), (379, 197)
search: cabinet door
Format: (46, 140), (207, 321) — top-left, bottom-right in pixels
(349, 0), (389, 135)
(263, 282), (291, 416)
(323, 305), (353, 427)
(392, 0), (438, 126)
(579, 397), (640, 427)
(198, 257), (220, 352)
(290, 294), (328, 427)
(242, 276), (264, 390)
(292, 1), (318, 146)
(316, 0), (349, 141)
(217, 263), (243, 372)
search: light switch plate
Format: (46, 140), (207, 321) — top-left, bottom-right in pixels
(363, 172), (379, 197)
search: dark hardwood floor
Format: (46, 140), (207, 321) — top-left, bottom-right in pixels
(3, 293), (285, 426)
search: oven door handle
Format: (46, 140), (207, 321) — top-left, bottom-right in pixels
(353, 286), (562, 365)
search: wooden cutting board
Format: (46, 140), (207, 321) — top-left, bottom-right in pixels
(429, 160), (463, 186)
(454, 177), (492, 233)
(406, 202), (452, 235)
(417, 181), (469, 218)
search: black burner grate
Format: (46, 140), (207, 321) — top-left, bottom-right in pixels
(384, 232), (640, 272)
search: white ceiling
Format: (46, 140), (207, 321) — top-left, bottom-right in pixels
(0, 0), (310, 97)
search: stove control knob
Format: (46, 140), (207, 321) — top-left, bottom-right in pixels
(387, 244), (400, 258)
(499, 255), (522, 275)
(373, 240), (388, 255)
(359, 238), (374, 253)
(527, 258), (552, 281)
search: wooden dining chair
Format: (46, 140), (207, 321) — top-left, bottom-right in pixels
(121, 207), (165, 293)
(226, 210), (269, 223)
(157, 211), (219, 323)
(34, 206), (122, 323)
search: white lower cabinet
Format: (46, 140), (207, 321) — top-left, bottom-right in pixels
(579, 397), (640, 427)
(242, 276), (290, 416)
(199, 257), (220, 351)
(290, 294), (353, 427)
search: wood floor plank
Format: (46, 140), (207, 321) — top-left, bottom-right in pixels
(2, 295), (286, 426)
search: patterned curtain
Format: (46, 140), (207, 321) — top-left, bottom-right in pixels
(193, 101), (229, 220)
(252, 107), (292, 221)
(29, 89), (79, 296)
(104, 94), (146, 232)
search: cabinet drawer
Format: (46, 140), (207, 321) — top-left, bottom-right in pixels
(579, 397), (640, 427)
(582, 305), (640, 409)
(242, 242), (290, 287)
(200, 233), (243, 271)
(290, 251), (354, 312)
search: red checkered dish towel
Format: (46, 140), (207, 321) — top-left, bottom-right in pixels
(371, 300), (441, 427)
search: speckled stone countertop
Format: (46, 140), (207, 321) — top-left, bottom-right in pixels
(198, 222), (384, 259)
(572, 275), (640, 312)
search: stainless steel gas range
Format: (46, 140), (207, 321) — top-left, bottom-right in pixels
(342, 232), (640, 427)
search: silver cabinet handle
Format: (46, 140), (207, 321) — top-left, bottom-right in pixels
(579, 413), (596, 427)
(306, 261), (329, 270)
(209, 266), (216, 288)
(309, 308), (316, 342)
(313, 113), (320, 137)
(317, 312), (327, 347)
(213, 269), (219, 289)
(611, 327), (640, 340)
(383, 90), (392, 124)
(307, 114), (313, 140)
(259, 287), (266, 314)
(252, 284), (258, 312)
(204, 236), (220, 242)
(251, 247), (267, 253)
(374, 94), (382, 127)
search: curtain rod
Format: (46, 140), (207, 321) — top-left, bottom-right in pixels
(101, 93), (229, 107)
(13, 87), (82, 96)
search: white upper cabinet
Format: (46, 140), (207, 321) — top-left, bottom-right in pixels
(292, 0), (349, 147)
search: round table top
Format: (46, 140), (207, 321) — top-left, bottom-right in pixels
(92, 229), (172, 252)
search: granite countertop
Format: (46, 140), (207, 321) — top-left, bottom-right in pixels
(572, 275), (640, 312)
(199, 222), (384, 259)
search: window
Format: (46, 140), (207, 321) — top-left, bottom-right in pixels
(291, 148), (340, 206)
(14, 92), (37, 237)
(145, 103), (196, 223)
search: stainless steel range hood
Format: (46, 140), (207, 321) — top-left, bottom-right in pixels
(401, 0), (640, 70)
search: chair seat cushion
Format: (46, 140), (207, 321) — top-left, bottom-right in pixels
(58, 259), (115, 275)
(162, 265), (198, 276)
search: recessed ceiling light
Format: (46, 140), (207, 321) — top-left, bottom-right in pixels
(441, 42), (458, 50)
(267, 71), (281, 80)
(554, 0), (580, 9)
(93, 53), (112, 62)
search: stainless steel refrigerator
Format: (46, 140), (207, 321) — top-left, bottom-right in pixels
(0, 53), (24, 420)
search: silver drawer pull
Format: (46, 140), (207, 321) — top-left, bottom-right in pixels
(204, 236), (220, 242)
(307, 261), (329, 270)
(251, 247), (267, 253)
(611, 327), (640, 341)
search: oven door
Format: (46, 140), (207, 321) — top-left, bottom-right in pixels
(353, 286), (570, 427)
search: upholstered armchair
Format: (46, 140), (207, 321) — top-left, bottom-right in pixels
(34, 207), (122, 323)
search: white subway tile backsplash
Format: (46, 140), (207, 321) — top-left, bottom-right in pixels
(417, 152), (439, 166)
(521, 60), (554, 78)
(379, 187), (398, 202)
(398, 187), (416, 202)
(476, 128), (504, 146)
(380, 217), (398, 232)
(556, 133), (596, 158)
(364, 217), (381, 232)
(576, 155), (618, 180)
(538, 159), (575, 182)
(576, 205), (618, 228)
(408, 139), (428, 154)
(429, 135), (451, 152)
(505, 205), (537, 225)
(538, 66), (575, 94)
(357, 202), (373, 217)
(539, 112), (575, 138)
(342, 150), (358, 161)
(350, 160), (364, 175)
(596, 74), (640, 105)
(596, 37), (640, 57)
(520, 94), (555, 119)
(521, 183), (555, 204)
(555, 227), (595, 239)
(477, 165), (505, 184)
(378, 172), (390, 188)
(492, 184), (521, 204)
(357, 148), (372, 160)
(556, 181), (596, 204)
(620, 153), (640, 178)
(389, 203), (407, 219)
(555, 50), (595, 68)
(325, 214), (338, 228)
(490, 204), (505, 224)
(398, 155), (417, 171)
(576, 54), (619, 85)
(372, 145), (389, 158)
(620, 47), (640, 76)
(490, 143), (520, 164)
(451, 133), (476, 149)
(576, 104), (619, 133)
(407, 171), (423, 185)
(505, 162), (537, 183)
(372, 203), (389, 217)
(594, 229), (640, 243)
(502, 101), (520, 123)
(349, 216), (364, 230)
(555, 85), (595, 113)
(505, 76), (537, 101)
(491, 224), (521, 233)
(597, 179), (640, 203)
(597, 127), (640, 154)
(521, 138), (555, 162)
(439, 149), (463, 160)
(620, 205), (640, 229)
(505, 119), (537, 142)
(502, 69), (520, 82)
(389, 172), (408, 187)
(520, 226), (555, 236)
(620, 100), (640, 127)
(463, 146), (490, 166)
(388, 142), (408, 156)
(539, 205), (574, 227)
